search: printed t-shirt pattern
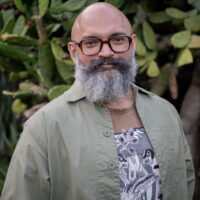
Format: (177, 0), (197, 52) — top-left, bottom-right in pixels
(114, 128), (162, 200)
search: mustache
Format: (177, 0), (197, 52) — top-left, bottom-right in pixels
(76, 57), (131, 73)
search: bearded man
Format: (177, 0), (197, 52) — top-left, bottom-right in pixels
(1, 2), (195, 200)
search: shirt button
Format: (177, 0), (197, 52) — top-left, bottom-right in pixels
(108, 161), (116, 170)
(103, 131), (111, 137)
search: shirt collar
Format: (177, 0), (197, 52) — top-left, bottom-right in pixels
(64, 80), (86, 102)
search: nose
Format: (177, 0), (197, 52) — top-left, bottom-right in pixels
(98, 43), (114, 58)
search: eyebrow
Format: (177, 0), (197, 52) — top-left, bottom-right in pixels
(110, 32), (128, 37)
(81, 32), (128, 40)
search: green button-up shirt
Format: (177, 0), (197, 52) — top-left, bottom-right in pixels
(1, 82), (195, 200)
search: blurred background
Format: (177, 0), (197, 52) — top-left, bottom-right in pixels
(0, 0), (199, 198)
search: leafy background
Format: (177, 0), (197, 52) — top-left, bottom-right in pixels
(0, 0), (200, 198)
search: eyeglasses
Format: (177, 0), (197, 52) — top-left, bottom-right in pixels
(73, 35), (132, 56)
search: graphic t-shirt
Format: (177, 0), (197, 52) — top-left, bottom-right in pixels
(114, 128), (162, 200)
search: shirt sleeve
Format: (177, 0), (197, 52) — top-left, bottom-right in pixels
(1, 117), (50, 200)
(176, 113), (195, 200)
(169, 101), (195, 200)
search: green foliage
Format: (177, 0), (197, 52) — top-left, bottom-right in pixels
(0, 73), (20, 193)
(39, 0), (49, 17)
(0, 40), (36, 62)
(14, 0), (25, 12)
(12, 15), (26, 34)
(184, 15), (200, 32)
(150, 64), (170, 96)
(38, 43), (54, 82)
(175, 48), (193, 67)
(149, 11), (172, 24)
(142, 21), (157, 50)
(105, 0), (124, 8)
(187, 9), (198, 17)
(171, 30), (191, 48)
(48, 85), (70, 101)
(147, 60), (160, 77)
(188, 35), (200, 48)
(166, 7), (188, 19)
(12, 98), (27, 114)
(136, 38), (146, 56)
(51, 0), (86, 13)
(2, 9), (14, 24)
(1, 34), (38, 46)
(1, 18), (15, 34)
(187, 0), (200, 12)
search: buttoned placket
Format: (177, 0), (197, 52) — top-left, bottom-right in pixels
(93, 103), (121, 200)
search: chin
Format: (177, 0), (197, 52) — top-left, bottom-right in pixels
(100, 68), (118, 76)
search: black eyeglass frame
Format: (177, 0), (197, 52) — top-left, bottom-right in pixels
(72, 35), (133, 56)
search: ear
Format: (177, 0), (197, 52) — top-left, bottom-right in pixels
(131, 34), (137, 55)
(68, 42), (77, 63)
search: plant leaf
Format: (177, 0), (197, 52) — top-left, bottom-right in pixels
(39, 0), (49, 17)
(188, 35), (200, 48)
(187, 9), (198, 17)
(184, 15), (200, 32)
(175, 48), (193, 67)
(51, 41), (66, 60)
(136, 57), (147, 67)
(149, 11), (171, 24)
(187, 0), (200, 12)
(62, 12), (79, 32)
(14, 0), (25, 12)
(1, 34), (38, 46)
(63, 0), (86, 11)
(166, 7), (187, 19)
(37, 68), (52, 88)
(52, 0), (86, 13)
(142, 21), (157, 50)
(12, 15), (26, 34)
(50, 0), (62, 8)
(38, 43), (54, 80)
(48, 85), (70, 101)
(105, 0), (124, 8)
(55, 60), (74, 82)
(2, 90), (31, 98)
(2, 9), (14, 25)
(51, 41), (74, 82)
(123, 1), (137, 14)
(1, 18), (15, 34)
(147, 60), (160, 77)
(150, 64), (170, 96)
(171, 30), (191, 48)
(9, 71), (29, 82)
(145, 51), (158, 61)
(12, 99), (27, 114)
(0, 40), (36, 63)
(136, 38), (146, 56)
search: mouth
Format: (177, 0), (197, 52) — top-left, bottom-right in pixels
(96, 64), (118, 72)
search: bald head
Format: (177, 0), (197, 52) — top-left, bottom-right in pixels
(71, 2), (132, 41)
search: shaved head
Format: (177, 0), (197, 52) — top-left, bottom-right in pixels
(71, 2), (132, 41)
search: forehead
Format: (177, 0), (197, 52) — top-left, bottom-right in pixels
(73, 5), (132, 41)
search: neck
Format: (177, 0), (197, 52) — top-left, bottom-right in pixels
(104, 88), (134, 110)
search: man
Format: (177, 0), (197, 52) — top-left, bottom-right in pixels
(1, 2), (195, 200)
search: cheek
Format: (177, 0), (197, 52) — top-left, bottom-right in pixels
(116, 49), (133, 60)
(77, 52), (98, 66)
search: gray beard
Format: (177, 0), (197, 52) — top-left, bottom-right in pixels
(75, 52), (137, 103)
